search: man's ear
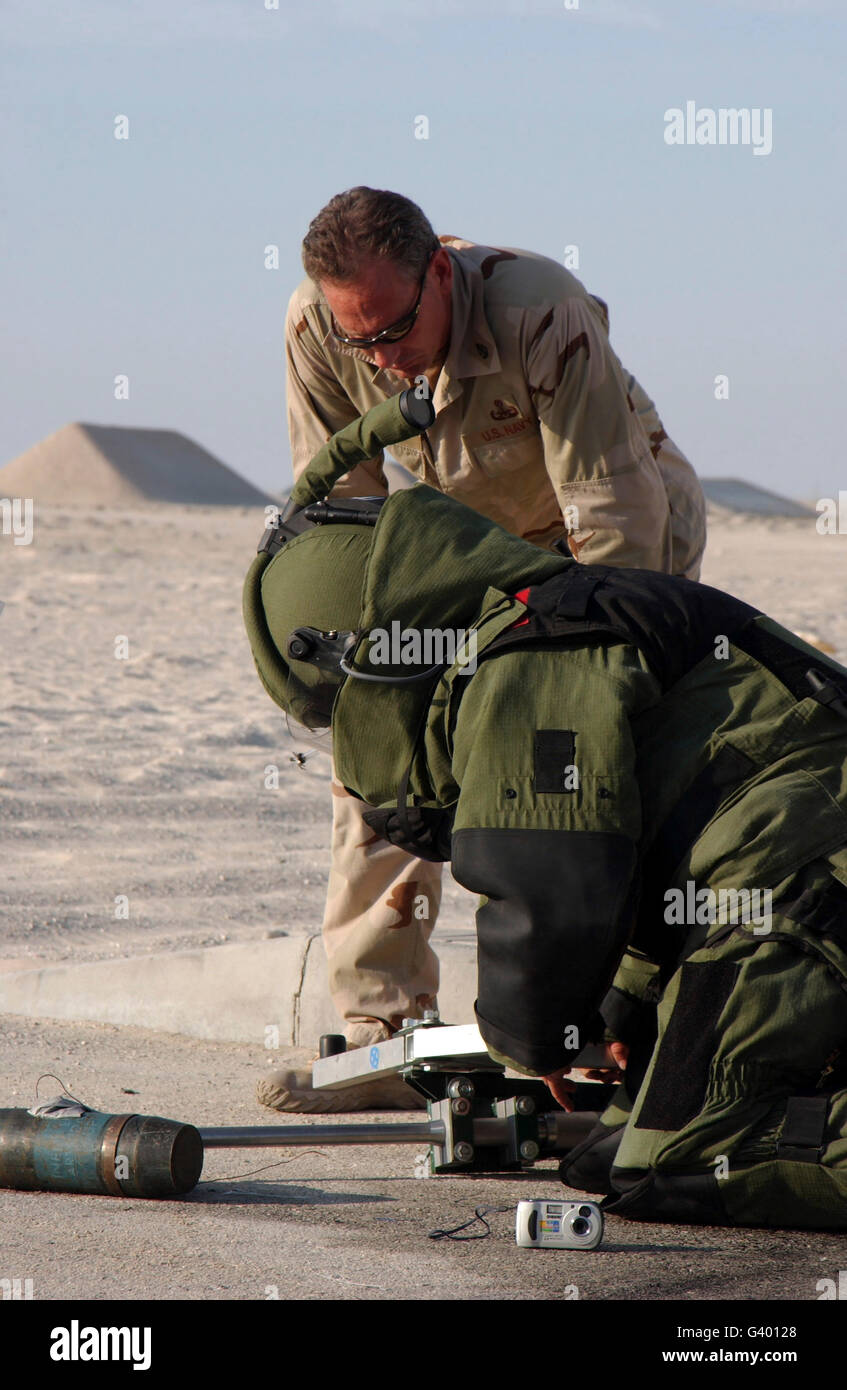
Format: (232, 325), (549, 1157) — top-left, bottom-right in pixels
(432, 246), (453, 293)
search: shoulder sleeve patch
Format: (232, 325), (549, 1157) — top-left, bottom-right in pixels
(533, 729), (577, 794)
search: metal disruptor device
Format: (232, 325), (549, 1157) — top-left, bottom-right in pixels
(0, 1015), (611, 1197)
(306, 1014), (611, 1176)
(311, 1014), (609, 1093)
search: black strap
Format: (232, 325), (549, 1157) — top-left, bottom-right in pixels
(806, 669), (847, 720)
(395, 755), (417, 848)
(776, 1095), (830, 1164)
(389, 666), (444, 846)
(733, 625), (847, 718)
(360, 705), (455, 862)
(775, 870), (847, 950)
(731, 623), (815, 700)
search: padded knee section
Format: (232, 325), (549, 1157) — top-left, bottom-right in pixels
(558, 1122), (626, 1196)
(603, 1167), (728, 1225)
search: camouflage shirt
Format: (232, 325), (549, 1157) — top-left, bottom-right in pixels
(285, 236), (706, 576)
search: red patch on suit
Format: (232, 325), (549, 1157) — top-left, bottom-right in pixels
(510, 587), (532, 627)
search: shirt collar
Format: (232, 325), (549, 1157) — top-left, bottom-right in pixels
(439, 247), (501, 380)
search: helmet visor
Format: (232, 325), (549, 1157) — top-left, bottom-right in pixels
(283, 664), (339, 735)
(282, 708), (333, 760)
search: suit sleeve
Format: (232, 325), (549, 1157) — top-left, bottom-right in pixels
(524, 295), (672, 572)
(448, 643), (652, 1075)
(285, 291), (388, 498)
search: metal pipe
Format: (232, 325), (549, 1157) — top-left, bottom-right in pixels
(471, 1117), (509, 1145)
(0, 1109), (203, 1198)
(199, 1121), (446, 1149)
(200, 1111), (600, 1153)
(538, 1111), (599, 1150)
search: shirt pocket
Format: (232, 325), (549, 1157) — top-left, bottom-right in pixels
(462, 418), (542, 477)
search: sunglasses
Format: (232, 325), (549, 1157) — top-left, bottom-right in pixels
(329, 253), (435, 350)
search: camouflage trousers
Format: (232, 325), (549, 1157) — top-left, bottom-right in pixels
(563, 854), (847, 1229)
(323, 775), (443, 1048)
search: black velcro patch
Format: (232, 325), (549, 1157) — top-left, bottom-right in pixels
(533, 729), (577, 794)
(634, 959), (740, 1132)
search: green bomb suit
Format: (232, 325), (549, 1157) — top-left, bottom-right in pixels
(250, 483), (847, 1230)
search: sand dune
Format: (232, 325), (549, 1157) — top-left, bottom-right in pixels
(699, 477), (815, 518)
(0, 423), (275, 508)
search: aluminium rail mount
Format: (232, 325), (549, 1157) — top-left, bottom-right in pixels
(303, 1016), (612, 1175)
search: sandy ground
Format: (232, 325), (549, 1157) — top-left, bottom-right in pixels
(1, 500), (845, 971)
(0, 500), (477, 969)
(2, 1015), (845, 1303)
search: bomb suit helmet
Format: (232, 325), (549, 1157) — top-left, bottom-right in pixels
(242, 387), (435, 741)
(244, 515), (374, 735)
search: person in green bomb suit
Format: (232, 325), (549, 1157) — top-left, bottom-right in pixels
(243, 391), (847, 1229)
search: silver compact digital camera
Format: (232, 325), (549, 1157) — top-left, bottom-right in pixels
(515, 1198), (604, 1249)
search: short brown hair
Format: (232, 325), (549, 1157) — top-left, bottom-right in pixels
(301, 187), (440, 284)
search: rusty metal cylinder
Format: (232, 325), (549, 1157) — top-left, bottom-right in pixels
(0, 1109), (204, 1198)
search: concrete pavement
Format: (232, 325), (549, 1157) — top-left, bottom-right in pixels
(0, 928), (479, 1048)
(3, 1014), (845, 1303)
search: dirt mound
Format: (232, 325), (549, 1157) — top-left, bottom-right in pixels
(0, 423), (274, 507)
(700, 477), (814, 518)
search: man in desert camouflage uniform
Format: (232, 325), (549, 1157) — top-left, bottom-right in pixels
(258, 186), (707, 1111)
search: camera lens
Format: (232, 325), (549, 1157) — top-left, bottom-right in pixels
(571, 1217), (590, 1236)
(578, 1205), (593, 1218)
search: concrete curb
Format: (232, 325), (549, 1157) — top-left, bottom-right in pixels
(0, 933), (479, 1046)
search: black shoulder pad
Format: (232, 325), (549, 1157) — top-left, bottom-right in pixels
(483, 565), (762, 691)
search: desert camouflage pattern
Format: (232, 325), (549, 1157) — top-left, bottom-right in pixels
(324, 776), (442, 1047)
(286, 236), (707, 1042)
(286, 235), (706, 576)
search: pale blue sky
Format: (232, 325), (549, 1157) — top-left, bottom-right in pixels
(2, 0), (844, 499)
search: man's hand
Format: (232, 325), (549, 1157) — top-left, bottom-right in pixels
(542, 1041), (629, 1112)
